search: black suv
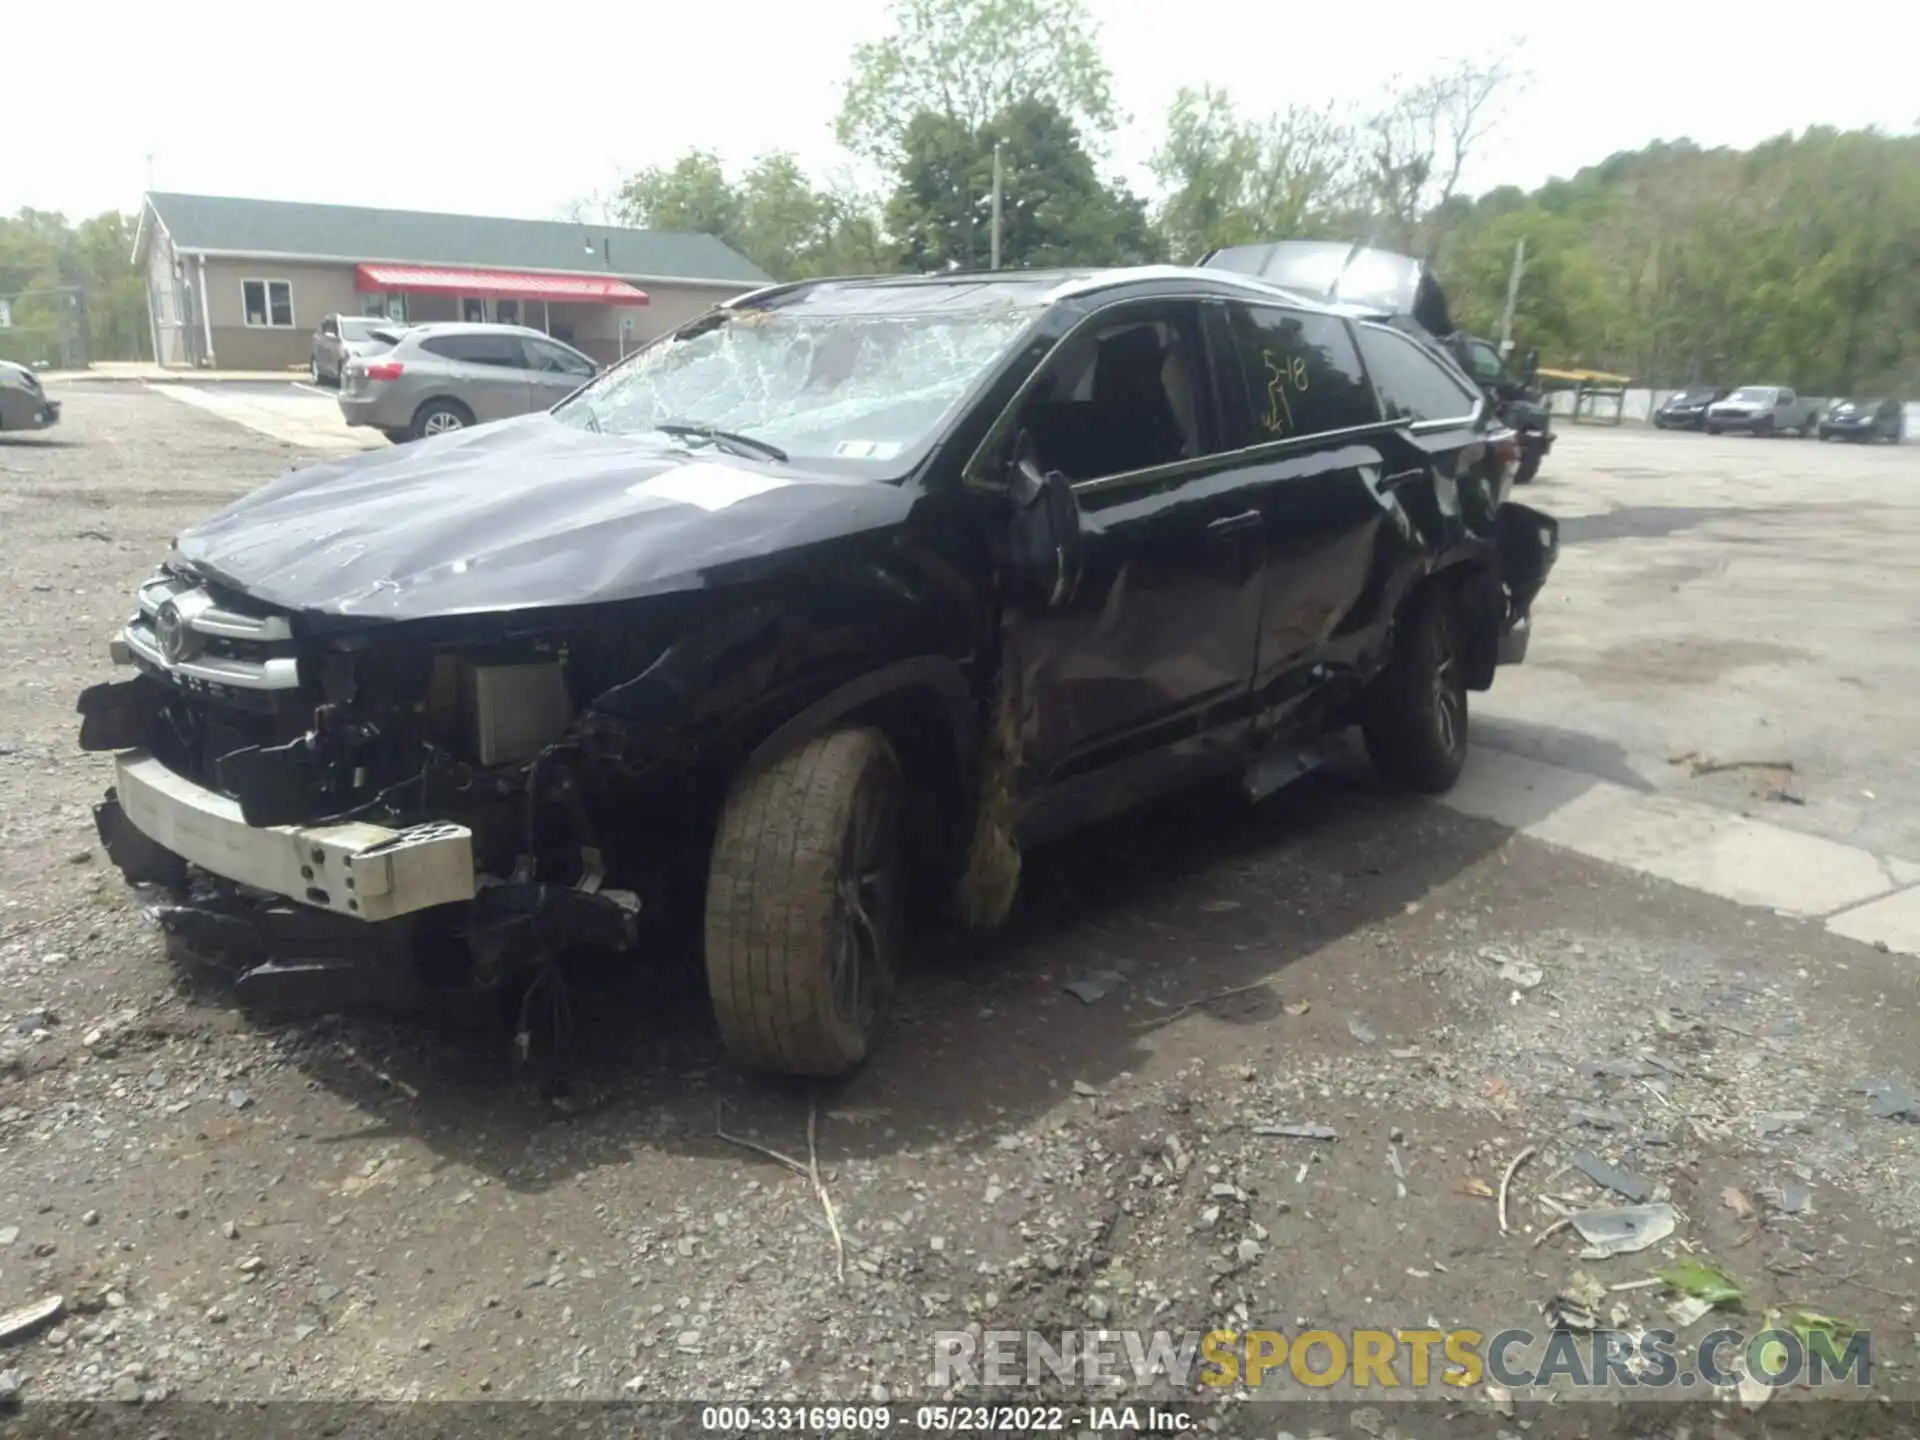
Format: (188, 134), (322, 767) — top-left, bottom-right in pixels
(1197, 240), (1556, 483)
(79, 266), (1557, 1077)
(1819, 397), (1904, 444)
(1654, 386), (1730, 430)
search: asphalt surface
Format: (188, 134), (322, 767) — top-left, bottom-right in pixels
(1, 391), (1916, 1431)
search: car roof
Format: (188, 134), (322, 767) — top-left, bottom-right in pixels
(397, 321), (552, 339)
(725, 265), (1354, 318)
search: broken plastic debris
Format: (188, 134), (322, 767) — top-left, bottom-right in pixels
(1572, 1149), (1653, 1203)
(0, 1294), (64, 1344)
(1062, 970), (1124, 1004)
(1346, 1016), (1376, 1044)
(1857, 1080), (1920, 1122)
(1657, 1256), (1744, 1308)
(1778, 1183), (1812, 1214)
(1499, 960), (1544, 990)
(1667, 1295), (1716, 1328)
(1254, 1122), (1338, 1141)
(1568, 1202), (1676, 1258)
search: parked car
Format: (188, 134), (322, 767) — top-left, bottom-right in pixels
(337, 323), (600, 443)
(1818, 396), (1903, 443)
(0, 359), (61, 433)
(310, 314), (405, 387)
(1653, 386), (1730, 430)
(1196, 239), (1557, 483)
(1705, 386), (1819, 436)
(79, 266), (1558, 1077)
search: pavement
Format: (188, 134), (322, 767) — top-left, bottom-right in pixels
(1, 392), (1917, 1427)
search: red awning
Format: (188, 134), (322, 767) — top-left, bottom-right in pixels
(354, 264), (648, 305)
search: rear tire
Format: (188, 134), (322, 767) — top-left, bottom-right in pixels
(1755, 417), (1775, 438)
(1514, 452), (1541, 485)
(1706, 425), (1722, 436)
(1361, 589), (1470, 795)
(410, 398), (473, 440)
(704, 727), (907, 1076)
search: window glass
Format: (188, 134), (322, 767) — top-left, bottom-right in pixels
(1224, 305), (1379, 442)
(1464, 341), (1504, 383)
(242, 280), (295, 328)
(1014, 307), (1211, 483)
(1354, 325), (1479, 423)
(422, 334), (524, 367)
(524, 338), (594, 376)
(461, 298), (486, 324)
(496, 300), (520, 326)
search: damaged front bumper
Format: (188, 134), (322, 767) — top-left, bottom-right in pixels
(101, 749), (477, 922)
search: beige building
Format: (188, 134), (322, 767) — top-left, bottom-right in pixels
(133, 192), (776, 371)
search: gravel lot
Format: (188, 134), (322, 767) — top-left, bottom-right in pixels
(2, 388), (1916, 1434)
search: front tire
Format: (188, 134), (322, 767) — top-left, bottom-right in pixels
(1362, 589), (1469, 795)
(704, 727), (907, 1076)
(1514, 451), (1541, 485)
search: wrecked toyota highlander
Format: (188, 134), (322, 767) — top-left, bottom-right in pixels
(78, 265), (1558, 1077)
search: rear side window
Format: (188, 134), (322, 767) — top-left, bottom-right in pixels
(1222, 304), (1379, 442)
(1355, 325), (1479, 424)
(421, 334), (525, 368)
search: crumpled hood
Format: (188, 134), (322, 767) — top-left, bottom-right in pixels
(173, 415), (918, 623)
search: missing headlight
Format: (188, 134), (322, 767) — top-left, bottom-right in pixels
(428, 654), (574, 765)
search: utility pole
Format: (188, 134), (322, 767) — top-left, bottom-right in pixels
(1498, 236), (1527, 356)
(990, 142), (1003, 272)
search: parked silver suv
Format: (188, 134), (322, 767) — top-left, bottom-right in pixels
(337, 323), (600, 443)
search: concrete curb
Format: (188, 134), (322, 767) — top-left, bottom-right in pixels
(41, 369), (301, 386)
(1444, 745), (1920, 957)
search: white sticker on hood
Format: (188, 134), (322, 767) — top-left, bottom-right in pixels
(626, 463), (791, 512)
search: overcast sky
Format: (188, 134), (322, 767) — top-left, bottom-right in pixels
(6, 0), (1913, 224)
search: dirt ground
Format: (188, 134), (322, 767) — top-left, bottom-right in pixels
(2, 388), (1917, 1437)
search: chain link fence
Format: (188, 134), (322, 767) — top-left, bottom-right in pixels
(0, 284), (90, 370)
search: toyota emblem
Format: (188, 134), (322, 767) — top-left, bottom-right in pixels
(155, 602), (193, 663)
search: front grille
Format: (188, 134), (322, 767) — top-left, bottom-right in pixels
(124, 572), (302, 696)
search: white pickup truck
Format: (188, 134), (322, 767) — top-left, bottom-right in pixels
(1705, 385), (1821, 437)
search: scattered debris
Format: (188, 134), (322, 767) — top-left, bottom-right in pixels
(1657, 1257), (1744, 1308)
(1568, 1202), (1677, 1258)
(1736, 1367), (1772, 1410)
(1497, 1145), (1536, 1235)
(1346, 1016), (1376, 1044)
(1253, 1123), (1338, 1142)
(1722, 1187), (1755, 1220)
(713, 1097), (846, 1285)
(1667, 1295), (1716, 1328)
(1062, 970), (1124, 1004)
(1856, 1080), (1920, 1122)
(1765, 786), (1805, 805)
(1283, 1000), (1311, 1017)
(1684, 756), (1794, 778)
(1791, 1311), (1859, 1350)
(1071, 1080), (1100, 1098)
(1498, 960), (1544, 991)
(1572, 1149), (1654, 1204)
(1543, 1271), (1608, 1331)
(1455, 1178), (1496, 1198)
(1134, 979), (1271, 1031)
(1778, 1183), (1812, 1215)
(0, 1294), (64, 1345)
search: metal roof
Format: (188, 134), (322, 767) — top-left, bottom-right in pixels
(140, 192), (775, 287)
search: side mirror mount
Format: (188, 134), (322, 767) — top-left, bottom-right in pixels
(1003, 431), (1082, 608)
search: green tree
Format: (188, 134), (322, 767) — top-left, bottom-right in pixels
(611, 151), (892, 282)
(837, 0), (1117, 168)
(886, 100), (1158, 272)
(0, 207), (148, 367)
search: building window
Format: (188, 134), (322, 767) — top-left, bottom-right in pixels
(462, 298), (486, 324)
(242, 279), (295, 328)
(361, 292), (407, 321)
(496, 299), (519, 326)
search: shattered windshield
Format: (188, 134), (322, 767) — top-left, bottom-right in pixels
(557, 286), (1046, 474)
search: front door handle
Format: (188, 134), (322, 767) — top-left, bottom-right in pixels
(1207, 509), (1263, 535)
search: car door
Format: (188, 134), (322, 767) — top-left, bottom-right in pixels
(1211, 301), (1419, 731)
(1776, 389), (1796, 429)
(993, 297), (1267, 840)
(419, 333), (527, 423)
(518, 336), (598, 411)
(315, 316), (339, 375)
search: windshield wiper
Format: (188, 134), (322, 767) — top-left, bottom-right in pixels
(654, 421), (789, 464)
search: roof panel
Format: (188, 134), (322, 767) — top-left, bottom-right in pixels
(146, 193), (775, 286)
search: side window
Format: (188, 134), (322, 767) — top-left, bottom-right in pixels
(1018, 305), (1214, 484)
(422, 334), (524, 368)
(1223, 305), (1380, 442)
(1779, 389), (1795, 405)
(1354, 325), (1480, 424)
(523, 338), (595, 376)
(1465, 341), (1504, 383)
